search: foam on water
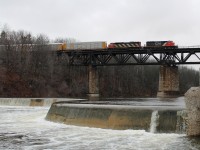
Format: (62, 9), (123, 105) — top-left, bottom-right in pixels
(0, 105), (199, 150)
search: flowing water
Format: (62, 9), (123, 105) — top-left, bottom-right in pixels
(150, 110), (159, 133)
(0, 98), (200, 150)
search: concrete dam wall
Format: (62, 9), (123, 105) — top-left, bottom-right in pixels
(0, 98), (84, 106)
(46, 102), (186, 133)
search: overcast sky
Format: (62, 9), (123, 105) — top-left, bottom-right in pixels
(0, 0), (200, 46)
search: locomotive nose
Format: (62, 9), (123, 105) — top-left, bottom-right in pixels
(165, 41), (175, 46)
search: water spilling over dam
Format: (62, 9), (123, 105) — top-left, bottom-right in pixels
(150, 110), (159, 133)
(46, 97), (187, 133)
(0, 98), (83, 106)
(0, 97), (200, 149)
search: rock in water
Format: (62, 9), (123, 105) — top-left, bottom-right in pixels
(185, 87), (200, 136)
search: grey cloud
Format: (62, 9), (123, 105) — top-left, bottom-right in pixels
(0, 0), (200, 46)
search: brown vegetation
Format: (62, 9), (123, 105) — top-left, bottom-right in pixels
(0, 29), (199, 98)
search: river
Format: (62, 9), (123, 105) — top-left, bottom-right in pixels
(0, 98), (200, 150)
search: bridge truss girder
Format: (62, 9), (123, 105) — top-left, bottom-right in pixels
(59, 47), (200, 66)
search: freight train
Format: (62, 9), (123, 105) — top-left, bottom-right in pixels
(55, 40), (177, 51)
(0, 40), (177, 51)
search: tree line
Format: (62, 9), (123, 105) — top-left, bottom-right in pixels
(0, 28), (199, 98)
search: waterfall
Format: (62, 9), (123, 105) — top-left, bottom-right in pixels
(150, 110), (159, 133)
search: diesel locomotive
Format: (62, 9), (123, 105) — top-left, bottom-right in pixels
(108, 41), (176, 49)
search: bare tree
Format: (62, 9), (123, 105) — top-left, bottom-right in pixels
(54, 37), (77, 43)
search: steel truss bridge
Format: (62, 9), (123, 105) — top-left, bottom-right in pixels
(58, 47), (200, 66)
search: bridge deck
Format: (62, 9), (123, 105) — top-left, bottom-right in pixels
(58, 47), (200, 66)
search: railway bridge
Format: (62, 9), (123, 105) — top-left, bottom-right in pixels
(58, 47), (200, 100)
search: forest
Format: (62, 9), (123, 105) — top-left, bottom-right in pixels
(0, 28), (199, 98)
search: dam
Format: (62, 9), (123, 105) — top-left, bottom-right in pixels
(0, 97), (200, 149)
(46, 97), (187, 133)
(0, 98), (84, 106)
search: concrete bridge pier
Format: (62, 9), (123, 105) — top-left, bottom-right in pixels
(88, 65), (99, 101)
(157, 65), (180, 98)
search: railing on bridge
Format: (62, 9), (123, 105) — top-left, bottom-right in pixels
(178, 45), (200, 48)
